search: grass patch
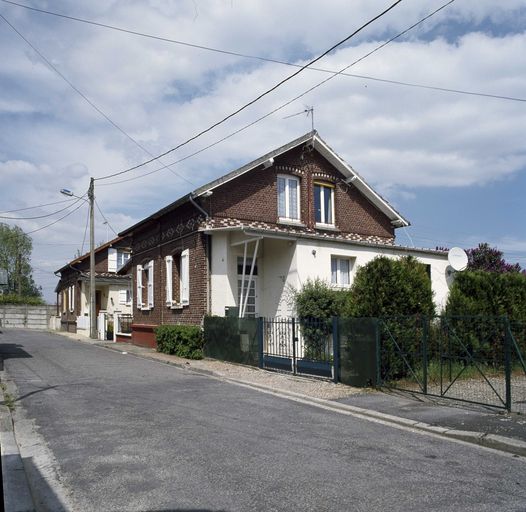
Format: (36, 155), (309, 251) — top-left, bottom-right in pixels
(0, 382), (15, 411)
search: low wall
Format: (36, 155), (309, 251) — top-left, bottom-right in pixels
(0, 305), (56, 330)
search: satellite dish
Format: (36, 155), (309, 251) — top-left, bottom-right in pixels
(448, 247), (468, 271)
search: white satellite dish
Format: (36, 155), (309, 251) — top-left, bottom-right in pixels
(448, 247), (468, 271)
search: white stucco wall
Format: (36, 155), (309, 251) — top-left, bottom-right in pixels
(294, 239), (450, 313)
(210, 232), (451, 318)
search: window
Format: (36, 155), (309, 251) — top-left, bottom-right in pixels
(314, 182), (334, 226)
(119, 288), (131, 305)
(165, 250), (189, 307)
(277, 175), (300, 221)
(136, 260), (154, 310)
(109, 248), (131, 272)
(117, 251), (131, 269)
(331, 257), (352, 286)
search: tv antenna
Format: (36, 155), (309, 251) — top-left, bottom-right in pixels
(283, 106), (314, 131)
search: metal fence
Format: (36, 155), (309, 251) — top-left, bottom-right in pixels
(378, 316), (526, 413)
(202, 315), (526, 412)
(117, 314), (133, 334)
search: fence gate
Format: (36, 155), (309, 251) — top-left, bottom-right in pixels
(379, 316), (526, 413)
(262, 318), (334, 378)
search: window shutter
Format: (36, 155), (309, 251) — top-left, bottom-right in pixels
(119, 289), (128, 305)
(69, 285), (75, 313)
(108, 248), (118, 272)
(136, 265), (143, 309)
(165, 256), (173, 305)
(147, 260), (154, 309)
(180, 249), (189, 305)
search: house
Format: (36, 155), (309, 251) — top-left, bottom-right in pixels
(55, 236), (132, 335)
(119, 131), (450, 347)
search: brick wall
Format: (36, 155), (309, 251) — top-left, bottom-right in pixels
(209, 146), (394, 240)
(131, 215), (208, 335)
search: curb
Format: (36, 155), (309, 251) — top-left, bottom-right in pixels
(101, 343), (526, 458)
(0, 376), (35, 512)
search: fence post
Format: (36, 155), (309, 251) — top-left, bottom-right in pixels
(332, 317), (340, 384)
(257, 317), (264, 369)
(422, 316), (428, 395)
(504, 317), (512, 412)
(375, 318), (381, 387)
(291, 318), (297, 375)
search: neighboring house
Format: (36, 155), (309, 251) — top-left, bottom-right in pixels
(55, 236), (132, 334)
(119, 131), (450, 347)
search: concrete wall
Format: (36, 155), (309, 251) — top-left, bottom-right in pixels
(0, 305), (56, 330)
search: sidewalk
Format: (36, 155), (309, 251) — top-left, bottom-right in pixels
(55, 331), (526, 457)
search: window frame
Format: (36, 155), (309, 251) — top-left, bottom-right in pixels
(277, 174), (301, 222)
(331, 256), (352, 287)
(164, 251), (190, 308)
(314, 181), (335, 227)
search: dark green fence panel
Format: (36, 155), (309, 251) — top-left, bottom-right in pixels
(203, 316), (259, 367)
(338, 317), (379, 387)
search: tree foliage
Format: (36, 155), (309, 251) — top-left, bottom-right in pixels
(0, 223), (42, 298)
(344, 256), (435, 317)
(445, 271), (526, 319)
(292, 278), (346, 319)
(467, 242), (522, 273)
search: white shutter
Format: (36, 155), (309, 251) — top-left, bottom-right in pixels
(119, 289), (128, 305)
(69, 285), (75, 313)
(147, 260), (154, 309)
(136, 265), (143, 309)
(108, 247), (118, 272)
(180, 249), (189, 305)
(165, 256), (173, 306)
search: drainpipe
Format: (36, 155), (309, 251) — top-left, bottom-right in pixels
(189, 192), (211, 219)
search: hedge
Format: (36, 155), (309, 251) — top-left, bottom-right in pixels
(155, 324), (204, 360)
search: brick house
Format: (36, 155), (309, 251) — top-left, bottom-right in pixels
(55, 236), (132, 335)
(120, 131), (450, 348)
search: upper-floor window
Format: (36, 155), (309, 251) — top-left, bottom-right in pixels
(277, 175), (300, 221)
(314, 182), (334, 226)
(117, 251), (131, 269)
(108, 248), (131, 272)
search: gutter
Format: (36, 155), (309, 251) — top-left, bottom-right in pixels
(189, 193), (210, 219)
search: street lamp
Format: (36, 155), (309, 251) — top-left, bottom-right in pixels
(60, 178), (96, 339)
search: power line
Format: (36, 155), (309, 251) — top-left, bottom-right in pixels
(0, 12), (196, 187)
(0, 195), (85, 220)
(94, 0), (405, 181)
(94, 200), (118, 237)
(3, 0), (522, 104)
(100, 0), (456, 188)
(0, 198), (76, 214)
(25, 201), (86, 235)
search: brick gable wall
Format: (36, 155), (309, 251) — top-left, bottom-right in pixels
(207, 146), (394, 241)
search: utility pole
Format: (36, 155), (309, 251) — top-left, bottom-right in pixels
(88, 177), (96, 339)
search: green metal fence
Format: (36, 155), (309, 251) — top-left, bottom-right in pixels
(203, 315), (526, 413)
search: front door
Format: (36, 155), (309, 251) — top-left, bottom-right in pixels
(238, 277), (258, 318)
(95, 290), (102, 316)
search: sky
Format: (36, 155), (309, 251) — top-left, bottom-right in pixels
(0, 0), (525, 303)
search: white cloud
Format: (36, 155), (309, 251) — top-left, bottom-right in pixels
(1, 0), (525, 300)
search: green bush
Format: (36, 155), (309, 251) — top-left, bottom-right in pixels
(0, 294), (45, 305)
(445, 271), (526, 319)
(290, 279), (346, 360)
(155, 324), (204, 360)
(344, 256), (435, 317)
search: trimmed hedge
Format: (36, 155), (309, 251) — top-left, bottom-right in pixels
(154, 324), (204, 359)
(0, 294), (45, 305)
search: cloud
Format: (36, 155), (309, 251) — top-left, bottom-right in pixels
(1, 0), (525, 300)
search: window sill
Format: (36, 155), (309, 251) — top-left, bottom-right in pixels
(315, 223), (338, 232)
(278, 218), (304, 227)
(167, 302), (188, 310)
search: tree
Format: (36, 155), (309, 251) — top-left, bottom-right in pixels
(467, 243), (521, 273)
(0, 223), (42, 298)
(344, 256), (435, 317)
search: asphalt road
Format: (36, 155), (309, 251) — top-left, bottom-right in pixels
(1, 329), (525, 512)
